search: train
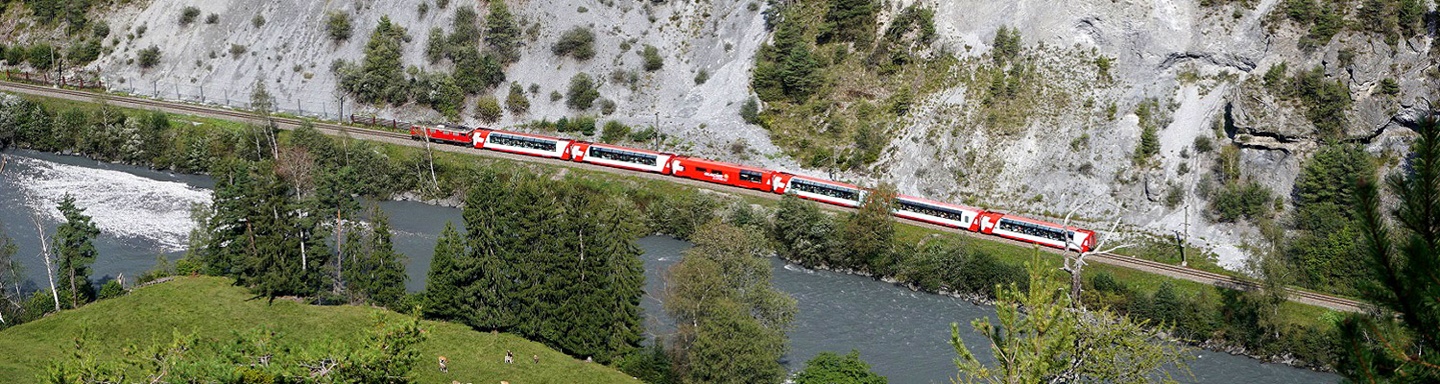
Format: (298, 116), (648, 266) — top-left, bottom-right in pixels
(410, 123), (1097, 252)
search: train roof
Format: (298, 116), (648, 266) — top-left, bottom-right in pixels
(418, 123), (475, 133)
(896, 194), (983, 212)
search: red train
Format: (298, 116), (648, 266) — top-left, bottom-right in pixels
(410, 123), (1097, 252)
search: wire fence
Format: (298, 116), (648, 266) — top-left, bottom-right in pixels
(107, 78), (352, 121)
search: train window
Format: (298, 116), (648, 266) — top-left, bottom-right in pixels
(739, 170), (763, 183)
(705, 168), (724, 176)
(589, 146), (657, 166)
(490, 133), (557, 152)
(898, 200), (967, 222)
(791, 179), (859, 201)
(997, 219), (1071, 243)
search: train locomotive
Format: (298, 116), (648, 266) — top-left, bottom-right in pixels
(410, 123), (1096, 252)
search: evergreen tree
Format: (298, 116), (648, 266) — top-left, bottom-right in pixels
(53, 194), (99, 308)
(203, 160), (331, 302)
(819, 0), (878, 45)
(1339, 107), (1440, 382)
(484, 0), (520, 65)
(343, 16), (409, 105)
(421, 221), (469, 321)
(342, 206), (407, 309)
(460, 170), (515, 330)
(793, 350), (888, 384)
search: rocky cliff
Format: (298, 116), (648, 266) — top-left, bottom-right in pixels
(2, 0), (1435, 271)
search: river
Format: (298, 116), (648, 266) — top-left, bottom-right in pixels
(0, 150), (1339, 383)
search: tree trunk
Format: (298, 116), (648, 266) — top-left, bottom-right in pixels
(33, 217), (60, 312)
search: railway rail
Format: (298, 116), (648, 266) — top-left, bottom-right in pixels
(0, 81), (1368, 313)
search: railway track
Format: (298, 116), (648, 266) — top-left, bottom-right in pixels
(0, 81), (1368, 313)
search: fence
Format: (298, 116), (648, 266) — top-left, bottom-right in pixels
(3, 70), (107, 90)
(107, 77), (357, 122)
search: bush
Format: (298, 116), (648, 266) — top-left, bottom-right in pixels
(628, 126), (659, 143)
(694, 69), (709, 84)
(552, 27), (595, 60)
(601, 120), (631, 143)
(475, 95), (503, 123)
(180, 6), (201, 25)
(739, 97), (760, 124)
(228, 44), (247, 58)
(641, 44), (663, 71)
(252, 14), (266, 28)
(1193, 135), (1214, 153)
(92, 21), (110, 39)
(1379, 78), (1400, 96)
(65, 40), (102, 65)
(599, 98), (617, 115)
(97, 280), (125, 300)
(505, 83), (530, 115)
(327, 11), (354, 42)
(28, 44), (55, 70)
(991, 25), (1022, 64)
(205, 13), (219, 24)
(566, 73), (600, 110)
(1210, 180), (1274, 222)
(550, 90), (563, 102)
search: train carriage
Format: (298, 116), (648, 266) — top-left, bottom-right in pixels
(670, 157), (776, 192)
(409, 123), (474, 145)
(475, 129), (574, 160)
(893, 195), (984, 232)
(570, 142), (674, 174)
(978, 212), (1095, 252)
(773, 173), (866, 208)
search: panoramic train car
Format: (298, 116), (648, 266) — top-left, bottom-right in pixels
(409, 123), (473, 145)
(773, 173), (866, 208)
(670, 156), (776, 192)
(893, 195), (984, 231)
(570, 142), (674, 174)
(475, 129), (574, 159)
(978, 212), (1095, 252)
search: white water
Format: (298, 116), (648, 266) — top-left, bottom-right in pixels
(9, 156), (211, 252)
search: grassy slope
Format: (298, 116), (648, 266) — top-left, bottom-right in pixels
(0, 276), (638, 383)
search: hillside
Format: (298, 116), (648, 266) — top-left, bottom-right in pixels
(0, 276), (639, 383)
(1, 0), (1437, 272)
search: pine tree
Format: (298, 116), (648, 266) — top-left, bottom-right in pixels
(484, 0), (520, 65)
(459, 170), (514, 330)
(1340, 107), (1440, 382)
(421, 221), (469, 321)
(342, 206), (407, 309)
(53, 194), (100, 308)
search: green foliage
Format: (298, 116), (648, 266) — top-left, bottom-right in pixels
(338, 16), (410, 105)
(1210, 180), (1273, 222)
(95, 280), (123, 300)
(18, 0), (95, 34)
(27, 43), (55, 71)
(474, 94), (503, 123)
(424, 27), (446, 63)
(818, 0), (878, 45)
(485, 0), (521, 65)
(952, 252), (1191, 384)
(251, 14), (265, 28)
(1287, 66), (1352, 138)
(1379, 77), (1400, 96)
(54, 194), (100, 309)
(642, 188), (721, 240)
(422, 171), (647, 363)
(1135, 123), (1160, 164)
(449, 6), (480, 48)
(601, 120), (631, 143)
(3, 44), (24, 66)
(641, 44), (664, 71)
(740, 97), (760, 124)
(693, 69), (709, 84)
(991, 26), (1023, 64)
(553, 26), (596, 60)
(566, 73), (600, 110)
(793, 350), (887, 384)
(1339, 107), (1440, 382)
(0, 224), (21, 326)
(1193, 135), (1214, 153)
(136, 45), (161, 69)
(505, 82), (530, 115)
(771, 193), (839, 264)
(205, 13), (218, 24)
(752, 14), (822, 103)
(326, 11), (354, 42)
(841, 184), (895, 274)
(64, 40), (101, 65)
(665, 221), (796, 384)
(340, 206), (408, 310)
(1286, 144), (1375, 296)
(179, 6), (200, 26)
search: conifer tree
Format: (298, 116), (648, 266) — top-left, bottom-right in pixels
(484, 0), (520, 65)
(53, 194), (99, 308)
(421, 222), (468, 321)
(342, 206), (407, 309)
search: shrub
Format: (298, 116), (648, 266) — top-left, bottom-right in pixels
(505, 83), (530, 115)
(484, 1), (520, 64)
(739, 97), (760, 124)
(991, 25), (1022, 64)
(424, 27), (446, 63)
(205, 13), (219, 24)
(1193, 135), (1214, 153)
(552, 27), (596, 60)
(92, 21), (110, 38)
(417, 2), (429, 17)
(4, 44), (24, 65)
(65, 40), (102, 65)
(251, 14), (265, 28)
(436, 0), (449, 8)
(97, 280), (125, 300)
(550, 90), (563, 102)
(1210, 180), (1273, 222)
(1165, 184), (1184, 209)
(1379, 78), (1400, 96)
(229, 44), (247, 58)
(180, 6), (201, 26)
(136, 23), (148, 38)
(601, 120), (631, 143)
(327, 11), (354, 42)
(694, 69), (709, 84)
(599, 98), (617, 115)
(641, 44), (663, 71)
(629, 126), (659, 142)
(566, 73), (600, 110)
(28, 44), (55, 70)
(475, 95), (503, 123)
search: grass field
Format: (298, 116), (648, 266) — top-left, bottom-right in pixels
(0, 276), (639, 383)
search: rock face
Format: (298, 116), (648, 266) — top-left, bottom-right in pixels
(4, 0), (1436, 271)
